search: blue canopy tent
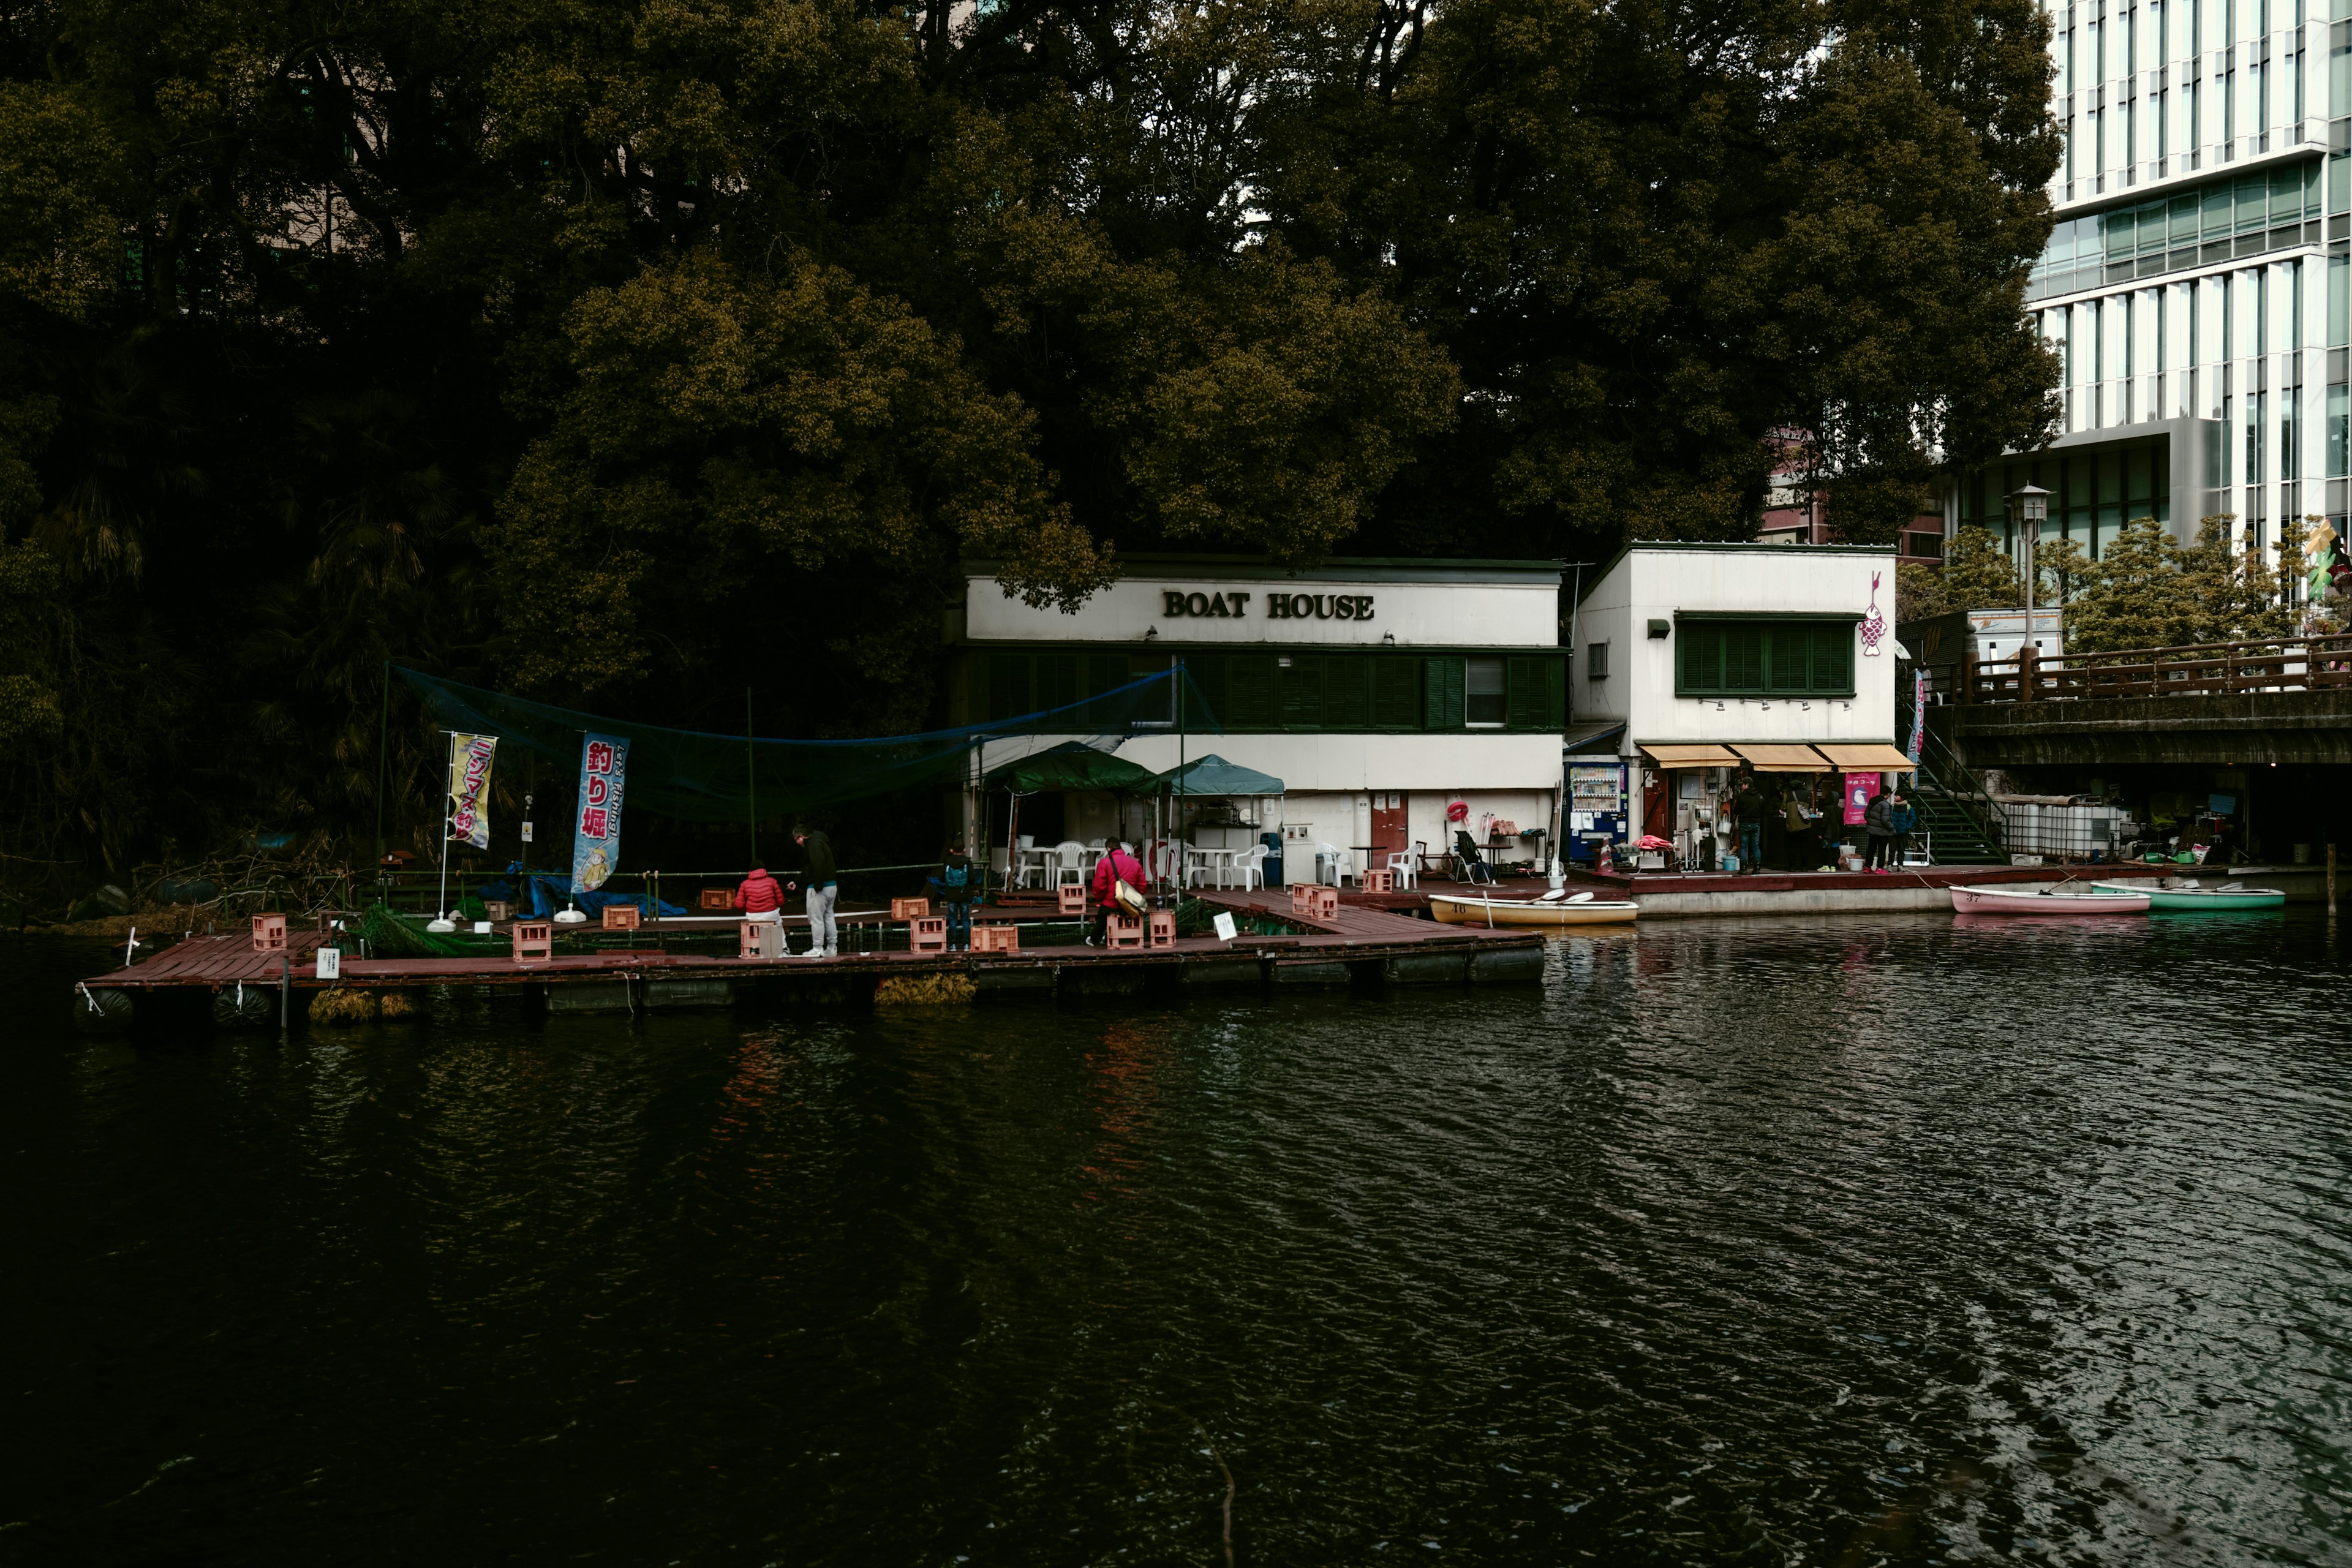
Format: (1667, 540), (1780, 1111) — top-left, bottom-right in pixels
(1157, 754), (1287, 891)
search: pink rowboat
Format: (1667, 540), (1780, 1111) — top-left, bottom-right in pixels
(1948, 883), (2150, 915)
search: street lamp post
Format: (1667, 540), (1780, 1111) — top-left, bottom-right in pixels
(2005, 484), (2051, 696)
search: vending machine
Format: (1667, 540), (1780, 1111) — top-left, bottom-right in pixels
(1567, 761), (1629, 864)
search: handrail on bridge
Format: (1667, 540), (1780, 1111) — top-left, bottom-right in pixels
(1956, 631), (2352, 704)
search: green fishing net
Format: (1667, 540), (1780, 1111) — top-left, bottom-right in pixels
(396, 666), (1221, 821)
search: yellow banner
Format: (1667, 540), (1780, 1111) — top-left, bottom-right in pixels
(447, 733), (498, 850)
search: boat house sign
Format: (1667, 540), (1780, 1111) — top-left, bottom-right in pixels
(1161, 590), (1376, 622)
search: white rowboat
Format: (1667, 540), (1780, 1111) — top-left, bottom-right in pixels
(1428, 890), (1639, 927)
(1948, 883), (2150, 915)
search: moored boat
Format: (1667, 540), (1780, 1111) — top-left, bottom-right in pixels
(1948, 883), (2150, 915)
(1428, 890), (1640, 926)
(2089, 878), (2286, 911)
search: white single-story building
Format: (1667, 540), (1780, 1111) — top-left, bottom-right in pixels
(949, 556), (1567, 880)
(1567, 543), (1910, 863)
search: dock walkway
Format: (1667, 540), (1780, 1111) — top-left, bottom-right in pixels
(74, 891), (1542, 1027)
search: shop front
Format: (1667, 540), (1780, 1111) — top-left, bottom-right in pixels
(1568, 544), (1911, 868)
(949, 556), (1567, 883)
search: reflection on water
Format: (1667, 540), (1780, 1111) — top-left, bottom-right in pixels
(4, 911), (2348, 1565)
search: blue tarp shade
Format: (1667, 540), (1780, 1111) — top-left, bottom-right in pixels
(1156, 754), (1285, 796)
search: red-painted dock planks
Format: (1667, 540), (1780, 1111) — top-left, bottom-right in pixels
(82, 895), (1535, 997)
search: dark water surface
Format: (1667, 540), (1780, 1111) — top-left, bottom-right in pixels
(7, 914), (2351, 1566)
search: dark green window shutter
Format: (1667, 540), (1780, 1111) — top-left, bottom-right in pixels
(1080, 652), (1128, 726)
(1324, 656), (1371, 728)
(1813, 623), (1853, 692)
(1423, 657), (1463, 729)
(1726, 625), (1765, 690)
(1187, 656), (1227, 731)
(1373, 657), (1419, 728)
(1765, 627), (1811, 692)
(1227, 655), (1276, 728)
(1282, 655), (1325, 728)
(987, 654), (1030, 721)
(1035, 653), (1079, 712)
(1506, 656), (1562, 729)
(1678, 625), (1711, 692)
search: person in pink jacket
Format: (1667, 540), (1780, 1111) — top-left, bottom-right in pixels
(1087, 839), (1145, 946)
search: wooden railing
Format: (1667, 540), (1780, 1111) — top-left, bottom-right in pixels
(1961, 633), (2352, 703)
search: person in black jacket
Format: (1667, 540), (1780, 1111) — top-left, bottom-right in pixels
(1731, 780), (1767, 872)
(1862, 791), (1896, 871)
(791, 824), (839, 957)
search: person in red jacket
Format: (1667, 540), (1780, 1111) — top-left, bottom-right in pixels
(1087, 837), (1145, 946)
(735, 866), (784, 919)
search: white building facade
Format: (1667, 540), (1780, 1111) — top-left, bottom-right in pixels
(1569, 545), (1907, 858)
(1961, 0), (2351, 561)
(950, 558), (1568, 876)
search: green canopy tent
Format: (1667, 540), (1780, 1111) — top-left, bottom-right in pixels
(1158, 754), (1286, 894)
(987, 741), (1163, 795)
(987, 742), (1161, 891)
(1156, 755), (1286, 796)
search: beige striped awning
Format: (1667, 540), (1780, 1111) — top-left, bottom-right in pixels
(1814, 742), (1919, 771)
(1729, 744), (1835, 772)
(1639, 744), (1743, 767)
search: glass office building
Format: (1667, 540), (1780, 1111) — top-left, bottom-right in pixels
(1953, 0), (2352, 562)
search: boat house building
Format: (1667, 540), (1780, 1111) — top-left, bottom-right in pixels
(1567, 544), (1912, 865)
(948, 557), (1567, 880)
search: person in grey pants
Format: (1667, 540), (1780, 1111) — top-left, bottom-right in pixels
(791, 824), (840, 957)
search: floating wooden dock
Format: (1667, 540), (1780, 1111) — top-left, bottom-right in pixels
(71, 891), (1544, 1029)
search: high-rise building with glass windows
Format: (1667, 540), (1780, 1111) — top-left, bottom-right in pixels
(1950, 0), (2347, 570)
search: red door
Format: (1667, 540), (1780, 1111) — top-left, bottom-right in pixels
(1371, 792), (1409, 863)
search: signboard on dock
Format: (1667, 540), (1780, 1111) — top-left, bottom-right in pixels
(571, 733), (630, 892)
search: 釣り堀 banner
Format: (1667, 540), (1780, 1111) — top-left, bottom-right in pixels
(447, 733), (499, 851)
(571, 732), (629, 891)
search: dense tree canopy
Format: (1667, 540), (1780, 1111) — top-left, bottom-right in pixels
(0, 0), (2061, 880)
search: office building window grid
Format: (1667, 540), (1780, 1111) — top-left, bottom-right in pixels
(1961, 0), (2352, 561)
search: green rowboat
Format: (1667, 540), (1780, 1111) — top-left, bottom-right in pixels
(2090, 879), (2286, 911)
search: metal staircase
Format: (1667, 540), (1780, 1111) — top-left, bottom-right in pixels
(1908, 726), (2006, 865)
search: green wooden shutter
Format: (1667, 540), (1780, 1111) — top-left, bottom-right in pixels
(1506, 656), (1563, 729)
(1373, 657), (1419, 728)
(1765, 627), (1811, 692)
(987, 654), (1030, 721)
(1282, 655), (1325, 729)
(1324, 655), (1371, 728)
(1187, 655), (1227, 730)
(1725, 626), (1766, 690)
(1678, 625), (1710, 692)
(1813, 622), (1853, 692)
(1422, 657), (1464, 729)
(1035, 653), (1079, 712)
(1227, 655), (1276, 728)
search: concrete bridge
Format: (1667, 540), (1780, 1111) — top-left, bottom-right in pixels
(1926, 633), (2352, 769)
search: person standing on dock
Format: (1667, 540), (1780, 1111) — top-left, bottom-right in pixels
(932, 842), (975, 952)
(1886, 793), (1915, 869)
(1087, 837), (1145, 946)
(792, 824), (840, 957)
(736, 866), (785, 921)
(1732, 780), (1766, 873)
(1781, 794), (1815, 872)
(1862, 790), (1896, 872)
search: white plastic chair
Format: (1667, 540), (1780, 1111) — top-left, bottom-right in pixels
(1053, 840), (1086, 888)
(1229, 845), (1266, 891)
(1385, 850), (1419, 890)
(1316, 843), (1350, 886)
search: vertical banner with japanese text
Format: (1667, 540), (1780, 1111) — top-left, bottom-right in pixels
(447, 733), (499, 851)
(571, 733), (628, 891)
(1908, 670), (1926, 763)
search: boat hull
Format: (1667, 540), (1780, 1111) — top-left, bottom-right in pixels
(1428, 894), (1639, 927)
(1949, 884), (2150, 915)
(2090, 881), (2286, 911)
